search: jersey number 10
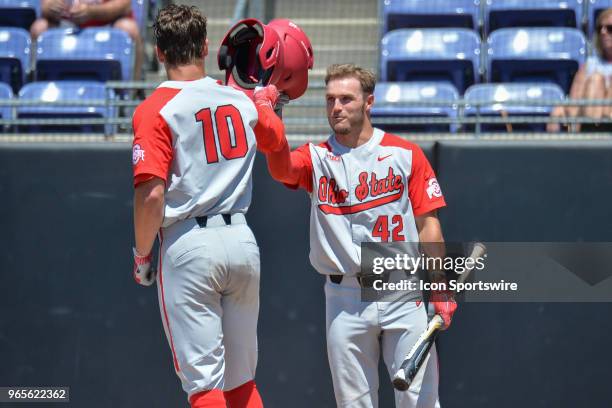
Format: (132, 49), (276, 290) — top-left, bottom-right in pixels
(196, 105), (248, 163)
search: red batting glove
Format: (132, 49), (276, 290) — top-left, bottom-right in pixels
(133, 248), (157, 287)
(253, 85), (280, 110)
(431, 289), (457, 329)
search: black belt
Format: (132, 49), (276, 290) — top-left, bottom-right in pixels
(329, 270), (411, 289)
(195, 214), (232, 228)
(329, 274), (387, 289)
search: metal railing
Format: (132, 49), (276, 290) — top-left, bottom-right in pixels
(1, 81), (611, 140)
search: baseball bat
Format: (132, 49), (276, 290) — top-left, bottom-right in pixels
(391, 242), (487, 391)
(392, 314), (444, 391)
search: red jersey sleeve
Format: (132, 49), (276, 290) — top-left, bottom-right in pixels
(408, 145), (446, 216)
(265, 140), (314, 193)
(284, 143), (314, 192)
(132, 109), (173, 187)
(254, 104), (286, 154)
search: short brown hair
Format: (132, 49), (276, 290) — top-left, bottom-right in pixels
(594, 8), (612, 58)
(153, 4), (207, 66)
(325, 64), (376, 95)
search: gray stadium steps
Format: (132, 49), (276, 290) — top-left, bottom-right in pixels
(145, 0), (380, 137)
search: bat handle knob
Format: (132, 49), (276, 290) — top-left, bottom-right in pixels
(392, 370), (411, 391)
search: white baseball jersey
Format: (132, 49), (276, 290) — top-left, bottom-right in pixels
(285, 128), (446, 276)
(132, 77), (258, 227)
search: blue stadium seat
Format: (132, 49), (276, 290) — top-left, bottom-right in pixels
(371, 81), (459, 132)
(485, 0), (584, 33)
(382, 0), (480, 33)
(36, 27), (134, 82)
(588, 0), (612, 36)
(0, 0), (40, 30)
(17, 81), (116, 133)
(380, 28), (481, 94)
(132, 0), (147, 35)
(0, 81), (13, 123)
(486, 28), (586, 93)
(0, 27), (31, 93)
(464, 82), (565, 132)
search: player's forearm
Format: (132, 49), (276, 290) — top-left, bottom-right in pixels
(133, 179), (165, 256)
(254, 105), (287, 154)
(265, 140), (305, 185)
(416, 213), (446, 281)
(417, 212), (444, 247)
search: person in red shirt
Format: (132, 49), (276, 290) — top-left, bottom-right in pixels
(30, 0), (144, 79)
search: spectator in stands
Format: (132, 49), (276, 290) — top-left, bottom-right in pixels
(548, 8), (612, 132)
(30, 0), (144, 80)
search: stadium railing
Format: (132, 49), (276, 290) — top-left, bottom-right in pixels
(0, 80), (611, 140)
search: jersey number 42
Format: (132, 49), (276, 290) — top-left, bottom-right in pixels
(373, 215), (406, 242)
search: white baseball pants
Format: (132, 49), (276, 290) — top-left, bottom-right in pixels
(157, 214), (260, 400)
(325, 276), (439, 408)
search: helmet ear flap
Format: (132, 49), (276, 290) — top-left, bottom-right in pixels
(218, 45), (231, 70)
(217, 25), (261, 72)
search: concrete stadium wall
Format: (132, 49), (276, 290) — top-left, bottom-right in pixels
(0, 141), (610, 408)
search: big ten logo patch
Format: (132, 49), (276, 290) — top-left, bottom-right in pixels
(318, 176), (348, 204)
(355, 167), (403, 202)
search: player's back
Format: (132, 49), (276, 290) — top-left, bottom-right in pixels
(132, 77), (258, 227)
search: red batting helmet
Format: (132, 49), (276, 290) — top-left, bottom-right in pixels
(218, 18), (314, 100)
(218, 18), (284, 97)
(267, 19), (314, 99)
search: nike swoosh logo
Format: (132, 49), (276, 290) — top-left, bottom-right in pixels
(377, 154), (392, 161)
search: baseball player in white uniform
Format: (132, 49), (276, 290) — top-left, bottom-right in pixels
(253, 64), (457, 407)
(131, 5), (272, 407)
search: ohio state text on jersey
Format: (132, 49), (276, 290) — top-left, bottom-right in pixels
(287, 129), (446, 276)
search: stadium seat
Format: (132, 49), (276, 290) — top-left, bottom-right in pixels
(485, 0), (584, 33)
(380, 28), (481, 94)
(588, 0), (612, 36)
(382, 0), (480, 33)
(486, 27), (586, 93)
(36, 27), (134, 82)
(131, 0), (148, 36)
(0, 0), (40, 30)
(463, 82), (565, 132)
(0, 82), (13, 123)
(0, 27), (31, 93)
(371, 81), (459, 133)
(17, 81), (116, 133)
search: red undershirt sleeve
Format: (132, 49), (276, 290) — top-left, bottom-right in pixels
(253, 104), (314, 193)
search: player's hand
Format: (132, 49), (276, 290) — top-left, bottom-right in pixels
(253, 85), (280, 110)
(133, 248), (157, 286)
(431, 289), (457, 330)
